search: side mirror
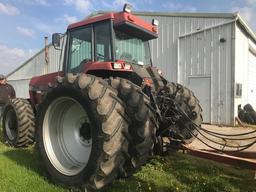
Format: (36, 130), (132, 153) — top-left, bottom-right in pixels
(52, 33), (62, 49)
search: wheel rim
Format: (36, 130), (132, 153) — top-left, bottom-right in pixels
(43, 97), (92, 176)
(5, 108), (18, 141)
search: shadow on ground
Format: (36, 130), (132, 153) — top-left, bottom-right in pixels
(2, 144), (48, 178)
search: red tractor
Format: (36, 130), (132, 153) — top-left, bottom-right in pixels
(2, 4), (202, 191)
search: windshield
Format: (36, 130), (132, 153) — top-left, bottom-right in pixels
(114, 30), (151, 65)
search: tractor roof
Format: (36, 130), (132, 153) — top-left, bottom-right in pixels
(67, 11), (158, 39)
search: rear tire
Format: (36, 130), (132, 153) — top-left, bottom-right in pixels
(108, 77), (157, 176)
(2, 98), (35, 147)
(36, 74), (129, 190)
(158, 82), (203, 144)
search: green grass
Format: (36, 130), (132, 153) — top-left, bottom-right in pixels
(108, 155), (256, 192)
(0, 133), (255, 192)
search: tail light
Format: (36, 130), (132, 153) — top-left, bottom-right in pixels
(112, 63), (122, 69)
(124, 64), (131, 70)
(112, 62), (132, 70)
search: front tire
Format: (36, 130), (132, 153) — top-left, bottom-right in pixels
(36, 74), (129, 190)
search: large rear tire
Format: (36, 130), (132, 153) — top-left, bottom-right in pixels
(36, 74), (129, 190)
(158, 82), (203, 144)
(108, 77), (157, 176)
(2, 98), (35, 147)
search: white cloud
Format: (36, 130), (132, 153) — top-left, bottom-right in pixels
(17, 26), (35, 38)
(26, 0), (50, 6)
(140, 0), (152, 5)
(54, 14), (78, 24)
(36, 23), (55, 35)
(231, 0), (256, 31)
(0, 44), (38, 75)
(239, 7), (253, 23)
(113, 0), (129, 8)
(64, 0), (91, 13)
(245, 0), (256, 5)
(64, 14), (78, 24)
(113, 0), (137, 10)
(101, 0), (135, 10)
(32, 0), (50, 6)
(0, 3), (20, 15)
(16, 0), (50, 6)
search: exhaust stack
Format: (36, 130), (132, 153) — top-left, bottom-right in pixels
(44, 36), (49, 64)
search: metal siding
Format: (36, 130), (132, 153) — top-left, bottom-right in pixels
(247, 51), (256, 108)
(234, 26), (248, 118)
(179, 23), (233, 124)
(8, 79), (30, 98)
(234, 25), (256, 118)
(139, 15), (232, 82)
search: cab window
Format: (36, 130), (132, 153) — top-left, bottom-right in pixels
(94, 22), (112, 62)
(68, 26), (92, 73)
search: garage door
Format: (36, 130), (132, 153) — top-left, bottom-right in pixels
(248, 51), (256, 108)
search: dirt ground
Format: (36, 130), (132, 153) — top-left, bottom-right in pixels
(188, 124), (256, 153)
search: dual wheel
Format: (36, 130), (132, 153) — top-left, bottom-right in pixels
(1, 74), (202, 190)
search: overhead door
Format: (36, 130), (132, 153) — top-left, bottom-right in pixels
(248, 51), (256, 108)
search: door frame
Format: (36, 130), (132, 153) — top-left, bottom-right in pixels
(188, 75), (212, 123)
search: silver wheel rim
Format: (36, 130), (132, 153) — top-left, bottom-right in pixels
(43, 97), (92, 176)
(5, 108), (17, 141)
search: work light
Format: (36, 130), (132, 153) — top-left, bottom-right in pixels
(123, 4), (133, 13)
(152, 19), (159, 26)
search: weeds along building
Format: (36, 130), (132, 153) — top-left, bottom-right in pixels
(6, 11), (256, 125)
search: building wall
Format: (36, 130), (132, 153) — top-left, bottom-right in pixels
(7, 79), (31, 99)
(139, 15), (232, 82)
(234, 24), (256, 117)
(178, 22), (234, 125)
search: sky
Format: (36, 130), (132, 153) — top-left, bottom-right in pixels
(0, 0), (256, 75)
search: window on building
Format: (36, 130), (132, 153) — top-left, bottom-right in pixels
(235, 83), (242, 97)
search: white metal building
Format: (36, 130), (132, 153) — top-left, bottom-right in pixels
(6, 11), (256, 125)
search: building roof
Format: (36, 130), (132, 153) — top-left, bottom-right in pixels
(7, 11), (256, 78)
(91, 11), (236, 19)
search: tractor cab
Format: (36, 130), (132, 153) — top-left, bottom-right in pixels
(52, 4), (158, 86)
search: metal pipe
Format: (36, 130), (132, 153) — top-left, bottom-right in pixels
(44, 36), (49, 64)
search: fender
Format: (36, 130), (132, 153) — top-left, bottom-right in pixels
(29, 71), (64, 106)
